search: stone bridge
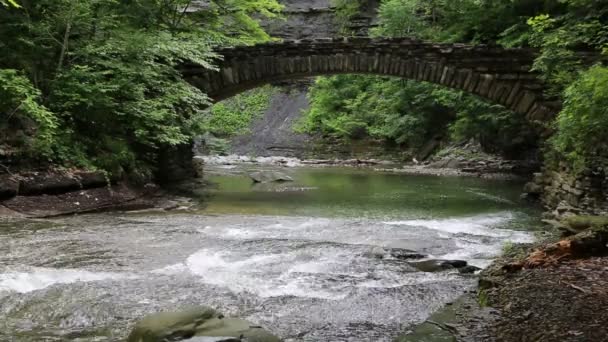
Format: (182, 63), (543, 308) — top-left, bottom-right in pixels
(164, 37), (597, 182)
(182, 37), (568, 123)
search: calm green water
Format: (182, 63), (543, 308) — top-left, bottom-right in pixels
(201, 166), (539, 224)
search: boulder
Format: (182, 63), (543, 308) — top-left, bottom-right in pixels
(569, 227), (608, 256)
(0, 175), (19, 200)
(127, 306), (280, 342)
(445, 159), (463, 169)
(523, 181), (542, 195)
(249, 171), (293, 183)
(128, 306), (220, 342)
(74, 171), (109, 188)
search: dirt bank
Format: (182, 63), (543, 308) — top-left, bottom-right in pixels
(400, 224), (608, 342)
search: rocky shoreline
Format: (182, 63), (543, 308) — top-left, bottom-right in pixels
(399, 218), (608, 342)
(0, 170), (199, 219)
(199, 154), (533, 181)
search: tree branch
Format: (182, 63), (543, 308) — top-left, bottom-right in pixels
(57, 21), (72, 71)
(175, 0), (193, 29)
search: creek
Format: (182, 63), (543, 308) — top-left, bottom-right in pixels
(0, 165), (541, 341)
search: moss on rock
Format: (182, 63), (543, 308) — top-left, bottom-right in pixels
(564, 215), (608, 232)
(127, 306), (280, 342)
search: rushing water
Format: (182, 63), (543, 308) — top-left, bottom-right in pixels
(0, 166), (540, 341)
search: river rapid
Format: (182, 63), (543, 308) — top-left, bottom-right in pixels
(0, 165), (540, 341)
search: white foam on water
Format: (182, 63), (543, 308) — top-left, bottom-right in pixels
(185, 248), (366, 300)
(383, 212), (519, 237)
(385, 213), (535, 268)
(437, 240), (506, 268)
(194, 212), (534, 284)
(0, 267), (134, 293)
(357, 272), (454, 289)
(150, 263), (188, 275)
(384, 213), (535, 268)
(202, 155), (303, 167)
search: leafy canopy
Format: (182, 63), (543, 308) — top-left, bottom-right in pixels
(0, 0), (282, 176)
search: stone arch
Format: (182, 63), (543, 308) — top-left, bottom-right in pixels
(181, 37), (560, 123)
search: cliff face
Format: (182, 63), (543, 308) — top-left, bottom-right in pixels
(230, 82), (313, 158)
(190, 0), (379, 39)
(227, 0), (380, 158)
(261, 0), (379, 39)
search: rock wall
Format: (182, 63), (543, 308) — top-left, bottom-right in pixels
(261, 0), (379, 40)
(229, 82), (313, 157)
(524, 163), (608, 217)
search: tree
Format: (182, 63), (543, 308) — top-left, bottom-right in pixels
(551, 65), (608, 172)
(0, 0), (282, 176)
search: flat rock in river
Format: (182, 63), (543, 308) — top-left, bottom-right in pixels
(127, 306), (280, 342)
(249, 171), (293, 183)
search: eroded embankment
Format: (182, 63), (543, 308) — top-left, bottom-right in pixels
(0, 170), (173, 218)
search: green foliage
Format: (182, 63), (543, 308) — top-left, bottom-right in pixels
(448, 97), (537, 157)
(0, 0), (19, 8)
(478, 288), (489, 307)
(373, 0), (429, 38)
(565, 215), (608, 231)
(302, 74), (536, 155)
(0, 69), (57, 158)
(551, 65), (608, 172)
(527, 1), (608, 94)
(0, 0), (282, 176)
(502, 241), (515, 255)
(306, 0), (539, 156)
(207, 86), (275, 137)
(373, 0), (475, 40)
(331, 0), (364, 34)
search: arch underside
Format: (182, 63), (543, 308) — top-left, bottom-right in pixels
(181, 39), (560, 123)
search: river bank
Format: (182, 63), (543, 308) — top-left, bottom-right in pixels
(400, 220), (608, 342)
(0, 170), (199, 219)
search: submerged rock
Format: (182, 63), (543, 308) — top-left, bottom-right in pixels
(409, 259), (469, 272)
(249, 171), (293, 183)
(362, 247), (426, 260)
(523, 181), (542, 195)
(389, 248), (426, 260)
(363, 246), (388, 259)
(128, 306), (280, 342)
(458, 265), (482, 274)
